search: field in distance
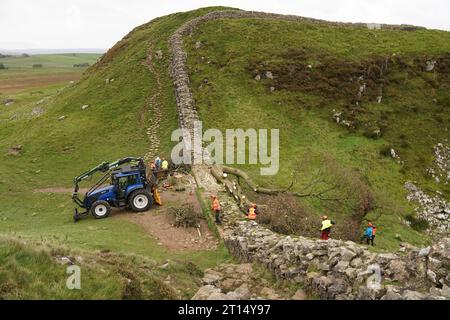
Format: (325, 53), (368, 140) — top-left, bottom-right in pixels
(0, 53), (102, 94)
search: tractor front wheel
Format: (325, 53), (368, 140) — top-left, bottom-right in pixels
(91, 200), (111, 219)
(128, 189), (152, 212)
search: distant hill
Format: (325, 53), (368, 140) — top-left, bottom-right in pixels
(182, 11), (450, 248)
(0, 7), (231, 300)
(0, 5), (449, 291)
(0, 53), (101, 69)
(2, 6), (449, 250)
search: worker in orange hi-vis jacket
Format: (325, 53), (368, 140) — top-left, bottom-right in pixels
(246, 203), (259, 220)
(211, 195), (222, 225)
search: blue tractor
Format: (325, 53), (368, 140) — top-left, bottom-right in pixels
(72, 157), (157, 222)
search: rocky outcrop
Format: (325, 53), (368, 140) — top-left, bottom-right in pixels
(428, 142), (450, 185)
(405, 182), (450, 235)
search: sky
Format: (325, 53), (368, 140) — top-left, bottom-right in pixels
(1, 0), (450, 51)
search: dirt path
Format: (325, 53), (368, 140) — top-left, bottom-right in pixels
(36, 184), (218, 251)
(142, 43), (163, 164)
(121, 190), (219, 251)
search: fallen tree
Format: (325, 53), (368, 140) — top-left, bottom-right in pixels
(212, 164), (343, 200)
(210, 155), (375, 231)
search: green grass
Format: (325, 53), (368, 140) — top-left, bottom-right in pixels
(0, 7), (234, 299)
(0, 235), (228, 299)
(0, 54), (102, 130)
(184, 17), (450, 249)
(0, 7), (233, 192)
(0, 192), (230, 264)
(1, 6), (449, 298)
(0, 237), (123, 299)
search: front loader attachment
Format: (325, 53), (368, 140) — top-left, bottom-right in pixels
(73, 207), (89, 222)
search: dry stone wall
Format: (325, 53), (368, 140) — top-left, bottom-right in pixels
(224, 221), (450, 300)
(167, 10), (448, 300)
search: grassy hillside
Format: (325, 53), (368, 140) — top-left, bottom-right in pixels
(0, 54), (102, 143)
(0, 7), (230, 192)
(1, 6), (449, 298)
(0, 7), (233, 299)
(184, 17), (450, 249)
(0, 236), (212, 299)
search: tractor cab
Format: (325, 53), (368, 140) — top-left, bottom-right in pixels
(112, 171), (143, 201)
(72, 157), (156, 222)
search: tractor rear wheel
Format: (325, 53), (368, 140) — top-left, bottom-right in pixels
(91, 200), (111, 219)
(128, 189), (152, 212)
